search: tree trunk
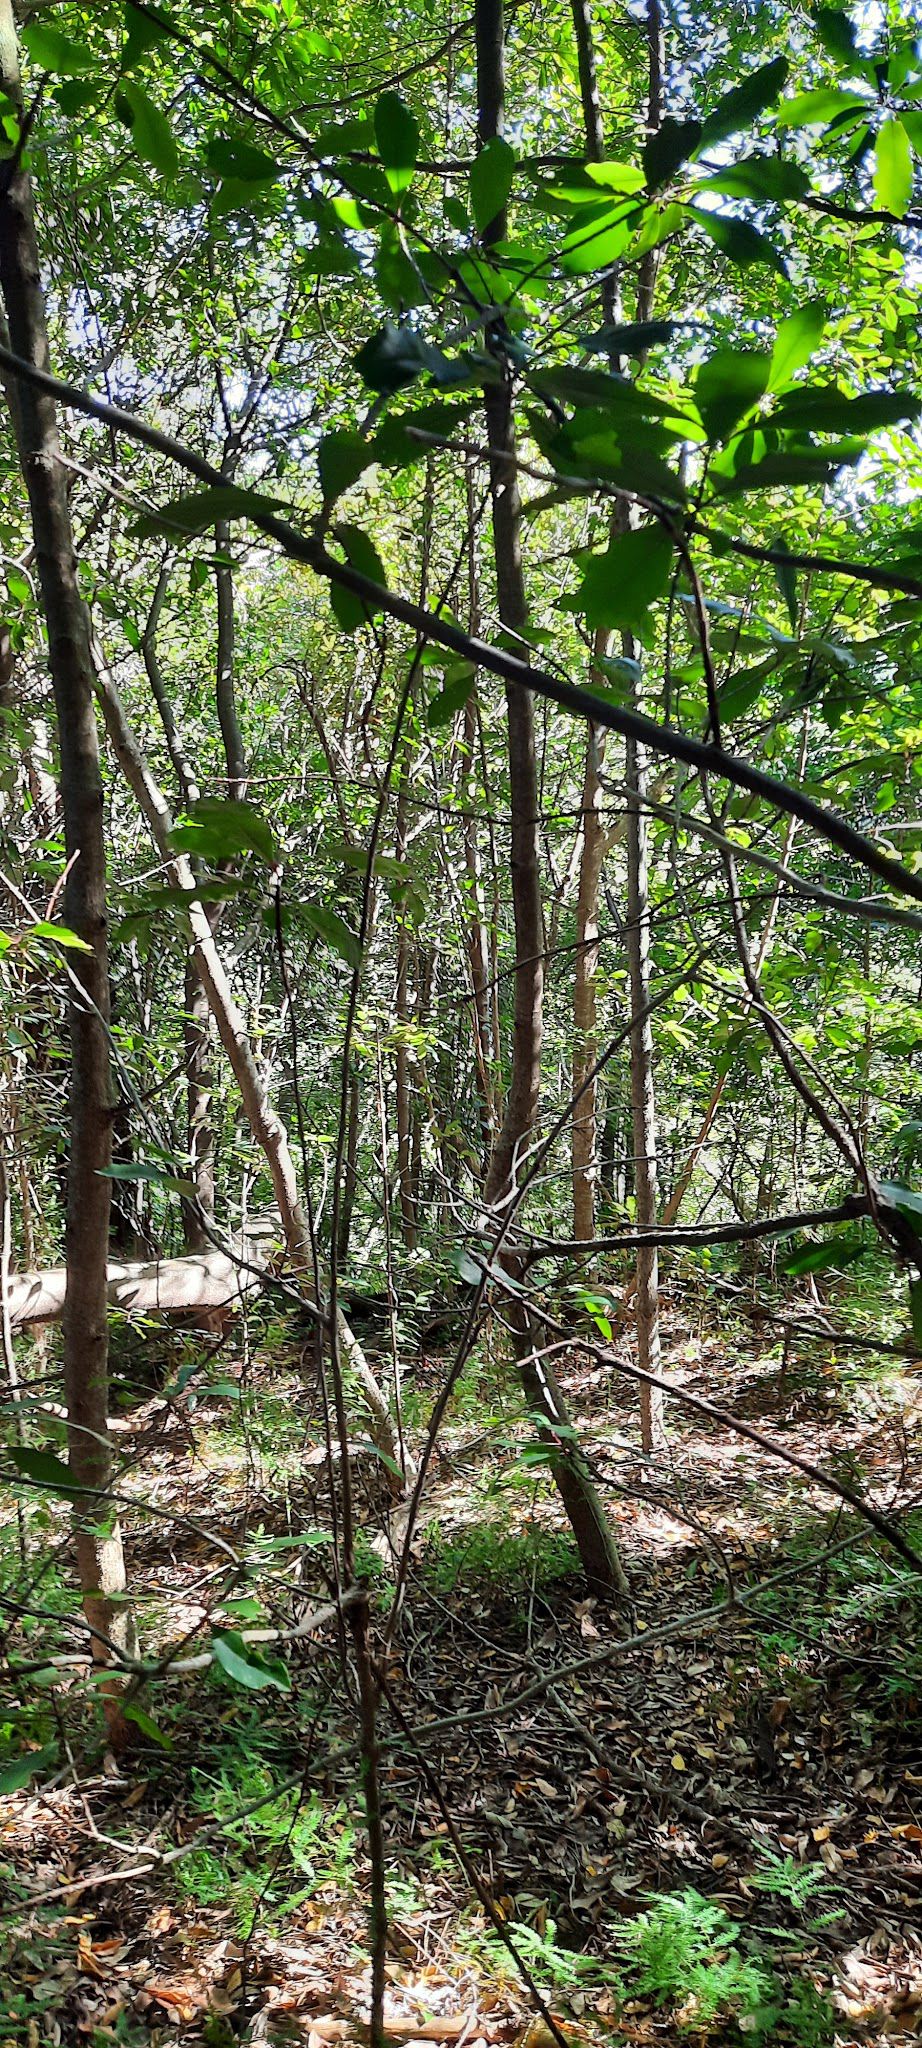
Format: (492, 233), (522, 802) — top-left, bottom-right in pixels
(625, 728), (664, 1452)
(0, 0), (135, 1698)
(624, 0), (666, 1452)
(476, 0), (625, 1599)
(90, 644), (407, 1488)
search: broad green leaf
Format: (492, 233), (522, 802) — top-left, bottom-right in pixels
(170, 797), (279, 864)
(7, 569), (30, 606)
(30, 921), (91, 952)
(719, 664), (776, 719)
(318, 430), (373, 503)
(211, 1630), (290, 1691)
(691, 208), (788, 276)
(695, 155), (810, 202)
(9, 1447), (79, 1498)
(783, 1236), (866, 1275)
(584, 161), (646, 194)
(575, 524), (674, 644)
(772, 538), (799, 631)
(768, 300), (826, 391)
(644, 117), (702, 189)
(329, 524), (389, 632)
(354, 322), (429, 393)
(712, 451), (845, 493)
(880, 1180), (922, 1220)
(122, 1703), (172, 1749)
(771, 385), (920, 433)
(695, 349), (770, 443)
(21, 23), (94, 74)
(302, 902), (362, 971)
(123, 2), (175, 70)
(205, 137), (281, 185)
(374, 90), (419, 194)
(775, 87), (867, 128)
(580, 319), (679, 358)
(99, 1162), (196, 1196)
(0, 1745), (58, 1795)
(701, 56), (789, 147)
(134, 483), (284, 540)
(874, 118), (913, 217)
(813, 7), (859, 63)
(427, 668), (476, 727)
(115, 78), (178, 179)
(559, 204), (637, 274)
(470, 136), (516, 234)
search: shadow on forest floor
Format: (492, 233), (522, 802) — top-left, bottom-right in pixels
(1, 1304), (921, 2045)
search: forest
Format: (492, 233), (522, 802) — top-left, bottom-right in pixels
(0, 0), (921, 2040)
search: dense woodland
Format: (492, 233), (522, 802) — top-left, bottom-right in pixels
(0, 0), (921, 2040)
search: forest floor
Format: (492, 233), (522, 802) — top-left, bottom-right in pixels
(1, 1289), (921, 2048)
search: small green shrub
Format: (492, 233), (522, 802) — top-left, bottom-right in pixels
(420, 1516), (578, 1595)
(615, 1890), (776, 2034)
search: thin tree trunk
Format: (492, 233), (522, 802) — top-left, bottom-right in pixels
(568, 0), (620, 1243)
(394, 781), (416, 1250)
(660, 731), (807, 1225)
(336, 1061), (360, 1264)
(0, 0), (136, 1703)
(624, 0), (667, 1455)
(90, 645), (406, 1486)
(141, 563), (217, 1252)
(476, 0), (625, 1599)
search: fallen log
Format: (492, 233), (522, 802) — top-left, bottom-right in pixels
(4, 1243), (263, 1328)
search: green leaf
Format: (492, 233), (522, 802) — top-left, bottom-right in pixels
(783, 1236), (866, 1276)
(29, 921), (92, 952)
(575, 524), (674, 645)
(302, 902), (362, 971)
(559, 203), (638, 274)
(695, 155), (810, 203)
(580, 319), (679, 358)
(21, 23), (94, 74)
(9, 1448), (79, 1498)
(122, 1703), (172, 1750)
(719, 664), (775, 720)
(374, 90), (419, 193)
(329, 523), (388, 632)
(769, 300), (827, 391)
(772, 538), (799, 632)
(354, 322), (428, 394)
(880, 1180), (922, 1220)
(0, 1745), (58, 1795)
(644, 117), (702, 189)
(170, 797), (279, 865)
(470, 135), (516, 234)
(691, 208), (788, 276)
(205, 137), (281, 185)
(701, 56), (789, 148)
(318, 430), (373, 503)
(123, 1), (175, 70)
(99, 1161), (196, 1196)
(813, 7), (859, 64)
(427, 667), (475, 727)
(695, 348), (770, 443)
(134, 483), (284, 540)
(874, 118), (913, 217)
(211, 1631), (290, 1691)
(712, 451), (845, 493)
(771, 385), (920, 433)
(115, 77), (178, 178)
(775, 87), (867, 128)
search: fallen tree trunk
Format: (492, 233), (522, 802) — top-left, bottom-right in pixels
(5, 1244), (263, 1328)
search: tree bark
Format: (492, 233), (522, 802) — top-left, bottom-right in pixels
(90, 644), (407, 1487)
(0, 0), (135, 1696)
(476, 0), (625, 1598)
